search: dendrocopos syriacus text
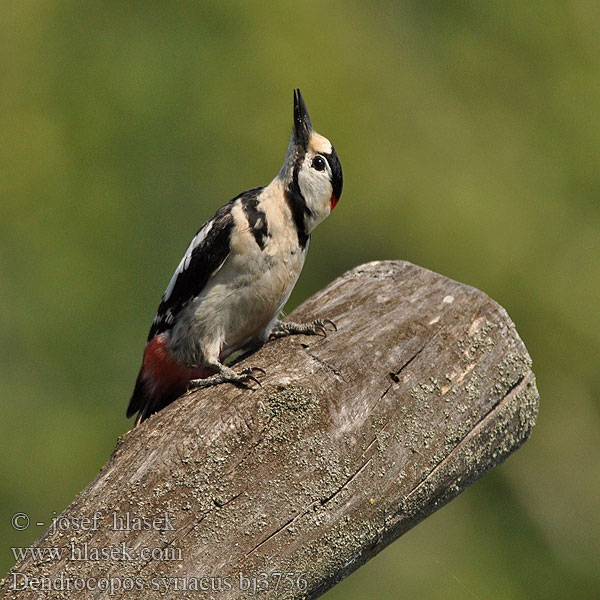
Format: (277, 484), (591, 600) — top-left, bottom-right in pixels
(128, 89), (343, 425)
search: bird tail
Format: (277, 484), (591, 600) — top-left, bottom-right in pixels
(127, 334), (207, 426)
(126, 369), (161, 426)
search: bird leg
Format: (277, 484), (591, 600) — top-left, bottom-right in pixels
(188, 362), (265, 390)
(269, 318), (337, 340)
(187, 319), (336, 392)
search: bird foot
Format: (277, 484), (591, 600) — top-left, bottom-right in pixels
(269, 318), (337, 340)
(188, 366), (266, 390)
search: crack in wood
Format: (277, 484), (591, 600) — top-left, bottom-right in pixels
(389, 345), (426, 382)
(305, 350), (347, 382)
(389, 327), (443, 385)
(245, 512), (301, 557)
(245, 436), (381, 558)
(319, 456), (373, 506)
(213, 490), (244, 508)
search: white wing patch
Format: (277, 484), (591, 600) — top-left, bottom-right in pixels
(163, 220), (214, 301)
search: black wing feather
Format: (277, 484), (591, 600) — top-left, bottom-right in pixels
(148, 204), (234, 340)
(147, 188), (263, 341)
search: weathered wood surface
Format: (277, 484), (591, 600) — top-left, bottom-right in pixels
(1, 261), (539, 599)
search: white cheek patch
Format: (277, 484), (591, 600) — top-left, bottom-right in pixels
(298, 163), (333, 209)
(309, 132), (332, 155)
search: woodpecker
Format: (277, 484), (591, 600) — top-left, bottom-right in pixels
(127, 89), (343, 425)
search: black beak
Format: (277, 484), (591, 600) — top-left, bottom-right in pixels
(293, 88), (312, 149)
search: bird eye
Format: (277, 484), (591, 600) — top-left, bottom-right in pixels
(312, 155), (326, 171)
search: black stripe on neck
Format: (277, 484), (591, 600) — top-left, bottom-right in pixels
(241, 187), (269, 250)
(285, 167), (311, 249)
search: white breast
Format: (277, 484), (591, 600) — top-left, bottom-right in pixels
(168, 183), (308, 366)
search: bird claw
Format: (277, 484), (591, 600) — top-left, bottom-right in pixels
(269, 317), (338, 340)
(312, 318), (337, 337)
(323, 318), (338, 331)
(248, 366), (267, 376)
(238, 367), (266, 388)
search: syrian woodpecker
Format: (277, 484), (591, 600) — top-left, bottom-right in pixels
(128, 89), (343, 425)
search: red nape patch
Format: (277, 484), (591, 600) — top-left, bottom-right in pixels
(143, 335), (207, 395)
(330, 194), (339, 211)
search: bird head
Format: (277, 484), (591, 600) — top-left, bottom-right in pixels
(279, 89), (343, 235)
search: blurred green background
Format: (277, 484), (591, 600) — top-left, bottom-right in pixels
(2, 0), (599, 597)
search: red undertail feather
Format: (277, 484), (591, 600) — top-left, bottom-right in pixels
(127, 334), (208, 424)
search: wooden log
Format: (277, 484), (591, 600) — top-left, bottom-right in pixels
(1, 261), (539, 599)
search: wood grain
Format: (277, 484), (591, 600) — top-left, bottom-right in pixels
(1, 261), (539, 599)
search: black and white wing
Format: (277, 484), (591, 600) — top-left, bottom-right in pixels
(147, 201), (237, 341)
